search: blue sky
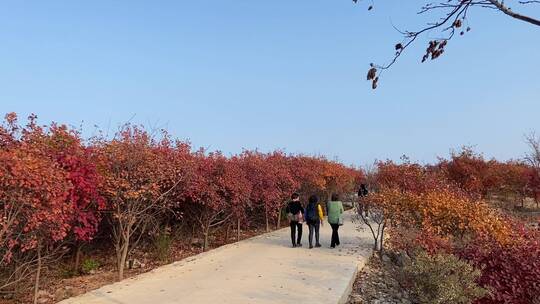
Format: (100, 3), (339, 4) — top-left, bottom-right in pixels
(1, 1), (539, 166)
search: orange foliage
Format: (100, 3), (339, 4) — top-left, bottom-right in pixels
(367, 188), (509, 243)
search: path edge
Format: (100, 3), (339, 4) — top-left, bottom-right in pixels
(338, 252), (368, 304)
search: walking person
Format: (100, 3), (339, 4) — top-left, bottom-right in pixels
(305, 194), (324, 249)
(358, 183), (368, 198)
(285, 193), (304, 247)
(327, 193), (344, 248)
(358, 183), (369, 216)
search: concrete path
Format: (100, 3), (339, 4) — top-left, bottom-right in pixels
(59, 211), (372, 304)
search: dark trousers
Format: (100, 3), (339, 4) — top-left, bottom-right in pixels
(307, 220), (320, 247)
(330, 223), (340, 247)
(290, 221), (302, 245)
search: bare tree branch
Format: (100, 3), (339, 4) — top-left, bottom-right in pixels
(356, 0), (540, 89)
(488, 0), (540, 25)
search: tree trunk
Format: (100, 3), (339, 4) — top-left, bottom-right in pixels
(373, 236), (379, 251)
(265, 206), (269, 232)
(118, 243), (128, 281)
(115, 240), (121, 277)
(118, 231), (130, 281)
(73, 242), (83, 273)
(189, 224), (196, 244)
(201, 216), (211, 252)
(225, 224), (230, 242)
(203, 228), (209, 252)
(276, 209), (281, 229)
(33, 243), (41, 304)
(237, 218), (241, 241)
(378, 222), (386, 260)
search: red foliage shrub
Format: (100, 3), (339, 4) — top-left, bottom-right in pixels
(376, 158), (450, 194)
(43, 125), (106, 241)
(459, 226), (540, 304)
(388, 226), (455, 255)
(0, 135), (73, 260)
(437, 147), (493, 197)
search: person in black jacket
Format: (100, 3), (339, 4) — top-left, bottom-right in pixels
(358, 184), (368, 198)
(358, 184), (369, 216)
(305, 194), (323, 249)
(285, 192), (304, 247)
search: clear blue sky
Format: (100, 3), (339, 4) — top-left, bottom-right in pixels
(1, 1), (539, 166)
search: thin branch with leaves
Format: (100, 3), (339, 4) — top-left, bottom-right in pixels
(354, 0), (540, 88)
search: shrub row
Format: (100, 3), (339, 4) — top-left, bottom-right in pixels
(361, 158), (540, 304)
(0, 113), (362, 296)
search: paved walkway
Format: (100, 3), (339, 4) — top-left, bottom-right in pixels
(60, 211), (372, 304)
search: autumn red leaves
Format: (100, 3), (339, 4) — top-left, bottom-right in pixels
(0, 113), (362, 292)
(3, 111), (539, 303)
(364, 151), (540, 303)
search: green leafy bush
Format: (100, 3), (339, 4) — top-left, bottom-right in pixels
(81, 258), (100, 274)
(398, 250), (487, 304)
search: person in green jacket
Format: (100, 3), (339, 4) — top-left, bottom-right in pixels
(326, 193), (344, 248)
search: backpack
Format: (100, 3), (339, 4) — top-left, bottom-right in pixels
(305, 202), (317, 221)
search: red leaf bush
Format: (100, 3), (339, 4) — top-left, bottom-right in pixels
(370, 158), (540, 304)
(459, 226), (540, 304)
